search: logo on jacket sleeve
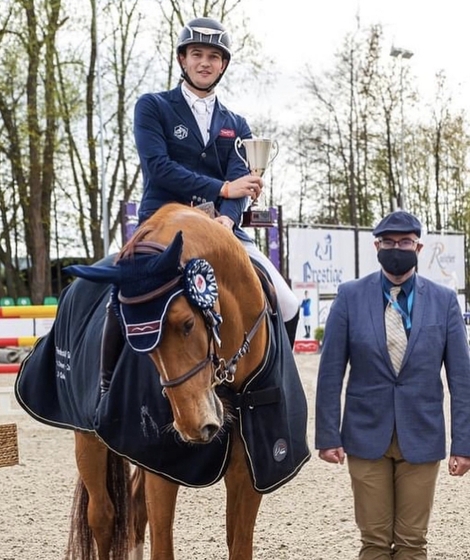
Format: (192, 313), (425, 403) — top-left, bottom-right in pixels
(174, 124), (188, 140)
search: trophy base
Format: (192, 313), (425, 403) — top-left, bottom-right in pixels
(242, 209), (274, 227)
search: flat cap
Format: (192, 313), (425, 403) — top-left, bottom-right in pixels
(372, 210), (421, 237)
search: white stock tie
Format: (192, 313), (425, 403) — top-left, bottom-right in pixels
(193, 99), (210, 145)
(385, 286), (408, 374)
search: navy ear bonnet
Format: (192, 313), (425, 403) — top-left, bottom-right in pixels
(64, 231), (220, 353)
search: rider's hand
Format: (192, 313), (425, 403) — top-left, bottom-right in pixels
(220, 175), (263, 201)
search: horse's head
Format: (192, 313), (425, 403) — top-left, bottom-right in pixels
(66, 230), (227, 444)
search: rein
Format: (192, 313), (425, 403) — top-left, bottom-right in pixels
(118, 276), (183, 305)
(212, 302), (268, 385)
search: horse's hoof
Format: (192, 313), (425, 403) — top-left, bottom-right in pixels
(128, 543), (144, 560)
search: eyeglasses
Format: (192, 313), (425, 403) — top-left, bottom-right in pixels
(378, 238), (419, 250)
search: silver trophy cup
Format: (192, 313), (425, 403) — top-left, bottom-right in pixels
(234, 137), (279, 226)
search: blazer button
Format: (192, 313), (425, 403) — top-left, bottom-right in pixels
(201, 152), (207, 158)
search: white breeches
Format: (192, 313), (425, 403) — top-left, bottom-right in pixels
(242, 240), (299, 322)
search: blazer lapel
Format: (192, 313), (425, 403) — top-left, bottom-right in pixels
(170, 87), (205, 146)
(369, 272), (394, 371)
(399, 274), (425, 371)
(207, 102), (229, 147)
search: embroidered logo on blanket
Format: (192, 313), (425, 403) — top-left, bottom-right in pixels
(273, 438), (287, 462)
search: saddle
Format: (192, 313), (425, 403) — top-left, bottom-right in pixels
(194, 201), (278, 312)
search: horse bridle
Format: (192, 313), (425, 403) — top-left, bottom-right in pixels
(117, 241), (269, 391)
(157, 301), (267, 391)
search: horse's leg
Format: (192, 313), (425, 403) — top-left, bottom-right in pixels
(75, 431), (115, 560)
(129, 467), (148, 560)
(224, 429), (263, 560)
(145, 472), (180, 560)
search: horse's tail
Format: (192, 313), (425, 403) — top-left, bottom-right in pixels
(128, 467), (148, 558)
(65, 452), (131, 560)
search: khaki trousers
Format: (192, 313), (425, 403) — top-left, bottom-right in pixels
(347, 434), (440, 560)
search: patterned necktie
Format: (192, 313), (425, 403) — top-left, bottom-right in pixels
(193, 99), (209, 144)
(385, 286), (407, 374)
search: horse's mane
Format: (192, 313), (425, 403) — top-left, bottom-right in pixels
(119, 203), (250, 267)
(117, 223), (156, 259)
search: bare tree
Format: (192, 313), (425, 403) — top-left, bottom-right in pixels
(0, 0), (65, 302)
(299, 25), (384, 229)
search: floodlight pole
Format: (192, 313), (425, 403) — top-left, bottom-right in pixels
(390, 46), (414, 211)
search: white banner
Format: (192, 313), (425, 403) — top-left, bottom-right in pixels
(288, 228), (356, 295)
(359, 231), (465, 292)
(417, 233), (465, 291)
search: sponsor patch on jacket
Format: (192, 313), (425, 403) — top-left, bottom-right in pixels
(219, 128), (236, 138)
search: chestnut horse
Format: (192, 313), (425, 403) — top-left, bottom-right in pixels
(63, 203), (291, 560)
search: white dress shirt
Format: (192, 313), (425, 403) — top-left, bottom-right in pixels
(181, 82), (215, 145)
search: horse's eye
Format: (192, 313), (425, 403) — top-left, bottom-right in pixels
(183, 319), (194, 336)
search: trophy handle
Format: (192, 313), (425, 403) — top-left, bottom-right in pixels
(234, 137), (249, 169)
(268, 139), (279, 167)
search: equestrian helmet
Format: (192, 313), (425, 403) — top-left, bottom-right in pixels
(176, 17), (231, 63)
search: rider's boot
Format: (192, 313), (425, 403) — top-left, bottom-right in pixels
(100, 301), (125, 395)
(284, 310), (299, 349)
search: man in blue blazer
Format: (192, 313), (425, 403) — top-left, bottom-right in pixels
(99, 17), (300, 392)
(315, 210), (470, 559)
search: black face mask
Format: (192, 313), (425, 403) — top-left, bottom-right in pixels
(377, 249), (418, 276)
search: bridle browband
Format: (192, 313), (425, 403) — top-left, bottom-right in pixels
(118, 275), (183, 305)
(118, 240), (268, 391)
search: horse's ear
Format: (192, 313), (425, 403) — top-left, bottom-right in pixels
(147, 230), (184, 276)
(64, 231), (184, 286)
(64, 263), (121, 284)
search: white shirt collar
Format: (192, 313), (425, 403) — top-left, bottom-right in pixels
(181, 82), (216, 111)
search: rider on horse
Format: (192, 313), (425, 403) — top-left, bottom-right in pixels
(99, 16), (300, 394)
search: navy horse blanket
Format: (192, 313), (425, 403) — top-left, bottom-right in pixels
(15, 258), (310, 493)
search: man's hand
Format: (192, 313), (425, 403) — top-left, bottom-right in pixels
(220, 175), (263, 200)
(448, 455), (470, 476)
(318, 447), (345, 465)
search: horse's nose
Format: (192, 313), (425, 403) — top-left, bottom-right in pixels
(200, 423), (220, 443)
